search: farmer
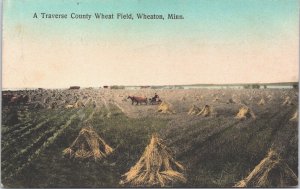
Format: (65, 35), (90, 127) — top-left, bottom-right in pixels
(153, 93), (159, 101)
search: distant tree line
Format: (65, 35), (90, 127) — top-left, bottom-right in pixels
(243, 84), (260, 89)
(110, 85), (125, 89)
(243, 83), (298, 89)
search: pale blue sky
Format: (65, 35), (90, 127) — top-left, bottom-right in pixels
(3, 0), (299, 88)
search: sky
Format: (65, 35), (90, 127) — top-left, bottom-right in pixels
(2, 0), (299, 88)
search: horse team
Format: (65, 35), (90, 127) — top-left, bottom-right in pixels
(127, 93), (162, 105)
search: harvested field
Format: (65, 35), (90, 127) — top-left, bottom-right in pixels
(1, 88), (298, 187)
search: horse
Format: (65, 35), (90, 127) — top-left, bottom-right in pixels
(127, 96), (148, 105)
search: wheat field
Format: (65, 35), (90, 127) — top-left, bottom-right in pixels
(1, 88), (298, 187)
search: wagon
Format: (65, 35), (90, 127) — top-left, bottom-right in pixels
(149, 97), (162, 105)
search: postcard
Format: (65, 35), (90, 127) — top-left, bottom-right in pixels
(2, 0), (299, 187)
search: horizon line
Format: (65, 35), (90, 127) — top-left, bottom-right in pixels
(2, 81), (298, 90)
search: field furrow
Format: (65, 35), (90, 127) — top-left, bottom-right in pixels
(2, 110), (81, 180)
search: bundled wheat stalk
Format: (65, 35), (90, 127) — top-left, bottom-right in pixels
(197, 105), (213, 117)
(188, 105), (201, 115)
(289, 110), (298, 121)
(64, 101), (85, 109)
(235, 106), (256, 120)
(65, 104), (74, 109)
(234, 150), (298, 187)
(267, 95), (273, 101)
(74, 100), (85, 108)
(120, 134), (186, 187)
(63, 126), (113, 160)
(282, 96), (293, 106)
(257, 98), (265, 106)
(157, 102), (175, 114)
